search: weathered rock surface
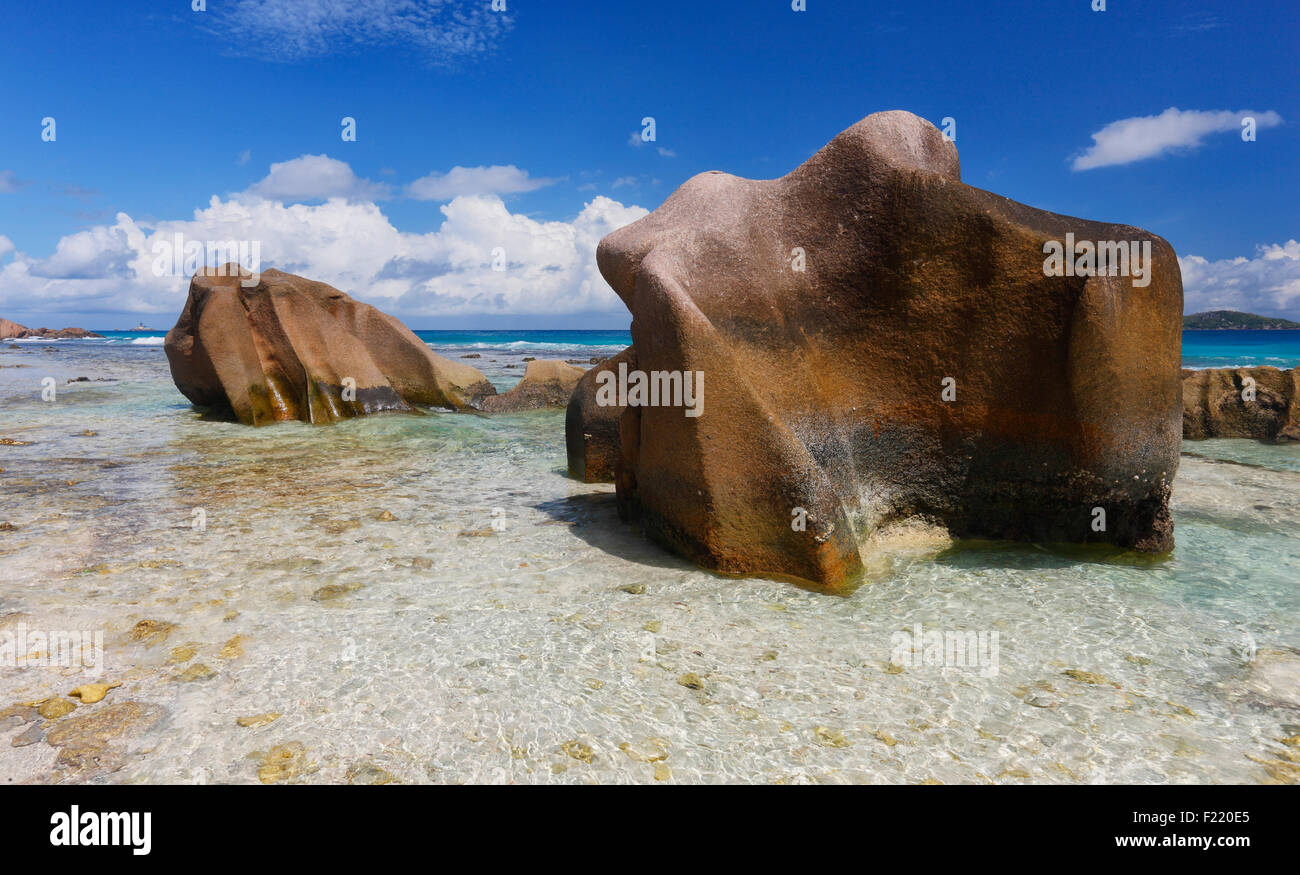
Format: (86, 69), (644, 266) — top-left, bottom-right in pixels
(165, 266), (496, 425)
(1182, 367), (1299, 441)
(482, 359), (585, 414)
(566, 346), (636, 482)
(593, 110), (1183, 587)
(0, 320), (102, 340)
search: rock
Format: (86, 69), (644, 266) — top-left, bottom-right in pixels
(236, 712), (282, 728)
(565, 346), (636, 482)
(11, 723), (44, 747)
(45, 701), (165, 778)
(460, 353), (481, 358)
(1182, 367), (1299, 441)
(38, 698), (78, 719)
(68, 681), (122, 704)
(619, 737), (670, 763)
(560, 739), (595, 763)
(312, 582), (362, 601)
(0, 320), (102, 340)
(1063, 669), (1110, 685)
(258, 742), (313, 783)
(127, 619), (176, 647)
(176, 663), (215, 682)
(676, 672), (705, 690)
(346, 761), (398, 784)
(164, 265), (496, 425)
(481, 359), (585, 413)
(593, 110), (1183, 587)
(813, 726), (850, 748)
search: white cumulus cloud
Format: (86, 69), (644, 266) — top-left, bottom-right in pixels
(0, 156), (647, 322)
(245, 154), (391, 202)
(1071, 107), (1282, 171)
(406, 165), (558, 201)
(1181, 240), (1300, 320)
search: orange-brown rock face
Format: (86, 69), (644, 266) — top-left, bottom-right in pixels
(1182, 367), (1300, 441)
(164, 266), (495, 425)
(593, 110), (1184, 588)
(482, 359), (585, 414)
(566, 346), (636, 482)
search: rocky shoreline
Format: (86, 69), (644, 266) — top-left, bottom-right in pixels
(0, 319), (102, 340)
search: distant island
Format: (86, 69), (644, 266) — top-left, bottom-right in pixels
(1183, 310), (1300, 330)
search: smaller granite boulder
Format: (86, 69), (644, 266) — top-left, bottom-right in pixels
(566, 346), (636, 482)
(1182, 367), (1299, 441)
(483, 359), (586, 413)
(165, 265), (496, 425)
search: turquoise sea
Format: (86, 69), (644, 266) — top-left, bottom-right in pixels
(60, 327), (1300, 371)
(0, 328), (1297, 784)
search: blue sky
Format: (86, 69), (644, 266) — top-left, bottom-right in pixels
(0, 0), (1296, 328)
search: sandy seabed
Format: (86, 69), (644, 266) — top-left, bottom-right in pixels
(0, 341), (1298, 784)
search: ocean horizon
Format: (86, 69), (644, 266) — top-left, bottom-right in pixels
(12, 328), (1300, 371)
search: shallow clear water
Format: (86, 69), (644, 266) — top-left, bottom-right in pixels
(0, 339), (1297, 784)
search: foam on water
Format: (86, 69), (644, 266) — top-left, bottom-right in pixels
(0, 340), (1297, 784)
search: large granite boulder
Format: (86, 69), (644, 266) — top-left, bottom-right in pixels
(0, 319), (28, 339)
(593, 110), (1184, 587)
(165, 266), (495, 425)
(481, 359), (585, 413)
(1182, 367), (1299, 441)
(566, 346), (636, 482)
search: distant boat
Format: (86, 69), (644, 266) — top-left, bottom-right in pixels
(129, 322), (151, 331)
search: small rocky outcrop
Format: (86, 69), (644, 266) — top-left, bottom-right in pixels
(1182, 367), (1299, 441)
(590, 110), (1184, 587)
(0, 320), (103, 340)
(482, 359), (585, 413)
(566, 346), (635, 482)
(164, 265), (495, 425)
